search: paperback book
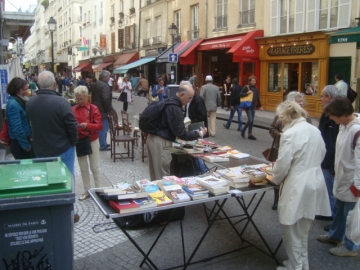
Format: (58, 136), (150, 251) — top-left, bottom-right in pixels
(133, 197), (158, 209)
(149, 191), (173, 206)
(160, 184), (191, 203)
(109, 200), (140, 214)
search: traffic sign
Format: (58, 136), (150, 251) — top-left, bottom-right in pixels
(168, 53), (178, 63)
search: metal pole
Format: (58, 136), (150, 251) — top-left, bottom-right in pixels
(51, 31), (54, 73)
(171, 35), (175, 84)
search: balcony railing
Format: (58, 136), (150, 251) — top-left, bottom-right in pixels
(152, 36), (162, 44)
(143, 38), (151, 46)
(214, 15), (227, 30)
(238, 9), (255, 27)
(188, 29), (199, 41)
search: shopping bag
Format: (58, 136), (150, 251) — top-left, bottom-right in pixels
(346, 198), (360, 245)
(240, 91), (253, 109)
(0, 118), (11, 146)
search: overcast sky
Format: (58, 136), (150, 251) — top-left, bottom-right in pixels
(5, 0), (38, 12)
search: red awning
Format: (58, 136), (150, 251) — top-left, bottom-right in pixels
(93, 62), (114, 72)
(113, 52), (139, 68)
(73, 64), (92, 72)
(227, 30), (264, 61)
(197, 36), (243, 51)
(179, 39), (203, 65)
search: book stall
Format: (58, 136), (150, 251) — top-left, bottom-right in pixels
(89, 139), (282, 270)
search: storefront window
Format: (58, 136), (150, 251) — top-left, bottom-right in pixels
(284, 63), (299, 94)
(302, 62), (318, 96)
(268, 63), (281, 92)
(242, 62), (255, 86)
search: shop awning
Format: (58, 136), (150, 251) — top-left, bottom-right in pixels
(73, 64), (92, 72)
(93, 62), (114, 72)
(157, 40), (198, 63)
(113, 57), (156, 74)
(113, 52), (139, 68)
(329, 25), (360, 44)
(227, 30), (264, 61)
(179, 39), (203, 65)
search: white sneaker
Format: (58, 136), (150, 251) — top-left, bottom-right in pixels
(329, 244), (357, 257)
(79, 193), (90, 201)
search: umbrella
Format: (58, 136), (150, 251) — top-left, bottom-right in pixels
(9, 57), (24, 81)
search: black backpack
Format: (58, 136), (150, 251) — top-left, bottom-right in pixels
(347, 84), (357, 103)
(139, 99), (178, 134)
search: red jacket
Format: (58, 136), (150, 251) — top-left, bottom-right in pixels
(72, 103), (102, 141)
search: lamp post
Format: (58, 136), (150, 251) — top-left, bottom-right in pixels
(168, 23), (178, 84)
(47, 17), (57, 73)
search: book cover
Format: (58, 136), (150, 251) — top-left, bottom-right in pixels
(133, 197), (158, 209)
(182, 184), (209, 194)
(202, 155), (229, 163)
(102, 189), (148, 200)
(134, 179), (152, 189)
(187, 192), (209, 200)
(161, 185), (191, 203)
(142, 183), (160, 193)
(149, 191), (173, 206)
(230, 153), (250, 159)
(96, 187), (127, 195)
(197, 176), (228, 189)
(109, 200), (140, 214)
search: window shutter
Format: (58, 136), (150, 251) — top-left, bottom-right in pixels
(270, 0), (278, 36)
(306, 0), (316, 32)
(111, 32), (115, 54)
(338, 0), (351, 28)
(294, 0), (305, 33)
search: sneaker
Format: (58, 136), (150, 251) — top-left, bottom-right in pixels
(223, 123), (229, 129)
(248, 135), (257, 140)
(79, 193), (90, 201)
(317, 234), (342, 245)
(329, 244), (357, 257)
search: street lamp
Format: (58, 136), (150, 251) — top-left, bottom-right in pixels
(47, 17), (57, 73)
(168, 23), (178, 84)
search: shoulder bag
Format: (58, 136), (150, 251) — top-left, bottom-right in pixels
(240, 85), (253, 109)
(262, 135), (279, 162)
(76, 105), (93, 157)
(0, 118), (11, 146)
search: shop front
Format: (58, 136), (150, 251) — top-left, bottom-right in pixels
(180, 30), (263, 89)
(257, 32), (329, 117)
(74, 60), (93, 78)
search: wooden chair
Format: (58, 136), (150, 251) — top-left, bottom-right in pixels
(109, 108), (124, 136)
(141, 131), (148, 162)
(108, 114), (136, 162)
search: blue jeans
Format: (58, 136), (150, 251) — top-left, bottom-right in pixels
(98, 118), (109, 149)
(243, 105), (255, 135)
(225, 104), (242, 130)
(322, 169), (336, 216)
(194, 158), (208, 175)
(59, 146), (75, 180)
(329, 199), (358, 251)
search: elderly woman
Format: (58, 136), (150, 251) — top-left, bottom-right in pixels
(73, 86), (103, 200)
(317, 96), (360, 257)
(5, 77), (34, 159)
(272, 101), (330, 270)
(269, 91), (312, 210)
(118, 76), (132, 112)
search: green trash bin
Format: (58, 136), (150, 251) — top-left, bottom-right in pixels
(0, 157), (75, 270)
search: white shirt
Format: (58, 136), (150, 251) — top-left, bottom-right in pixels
(335, 80), (348, 96)
(108, 77), (114, 87)
(120, 81), (132, 93)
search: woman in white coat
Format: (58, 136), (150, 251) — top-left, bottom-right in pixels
(272, 101), (331, 270)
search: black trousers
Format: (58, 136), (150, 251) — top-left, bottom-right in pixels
(10, 138), (35, 160)
(121, 92), (128, 111)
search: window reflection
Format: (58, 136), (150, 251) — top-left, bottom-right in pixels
(268, 63), (281, 92)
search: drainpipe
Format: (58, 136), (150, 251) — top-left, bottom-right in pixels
(205, 0), (208, 38)
(138, 0), (141, 54)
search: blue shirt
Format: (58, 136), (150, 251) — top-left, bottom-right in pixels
(152, 85), (168, 101)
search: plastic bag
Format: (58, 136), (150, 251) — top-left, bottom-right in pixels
(346, 198), (360, 245)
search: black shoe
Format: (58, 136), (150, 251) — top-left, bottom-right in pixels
(248, 135), (257, 140)
(223, 123), (229, 129)
(241, 130), (245, 138)
(237, 128), (243, 131)
(106, 144), (110, 147)
(315, 215), (333, 221)
(324, 224), (331, 231)
(100, 146), (111, 151)
(272, 203), (278, 210)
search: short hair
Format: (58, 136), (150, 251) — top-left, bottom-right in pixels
(286, 91), (305, 104)
(177, 84), (193, 95)
(99, 70), (111, 81)
(323, 96), (353, 117)
(276, 100), (308, 123)
(74, 86), (89, 97)
(6, 77), (28, 96)
(335, 74), (343, 80)
(248, 76), (257, 83)
(180, 80), (192, 87)
(38, 71), (55, 89)
(158, 78), (164, 83)
(322, 85), (339, 99)
(232, 78), (238, 84)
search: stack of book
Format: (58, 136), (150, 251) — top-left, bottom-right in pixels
(109, 196), (158, 214)
(159, 184), (191, 203)
(260, 165), (276, 184)
(96, 184), (148, 201)
(202, 155), (229, 163)
(242, 167), (267, 186)
(182, 181), (209, 200)
(197, 175), (229, 195)
(220, 168), (249, 188)
(134, 179), (172, 206)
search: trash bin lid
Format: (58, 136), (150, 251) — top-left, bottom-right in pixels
(0, 158), (73, 198)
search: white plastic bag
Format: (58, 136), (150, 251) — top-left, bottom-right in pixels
(346, 198), (360, 245)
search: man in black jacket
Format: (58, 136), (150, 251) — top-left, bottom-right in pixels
(147, 84), (207, 180)
(223, 78), (243, 131)
(91, 70), (112, 150)
(318, 85), (339, 230)
(26, 71), (78, 176)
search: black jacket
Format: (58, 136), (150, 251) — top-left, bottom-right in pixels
(230, 83), (242, 106)
(157, 96), (200, 142)
(318, 113), (339, 173)
(187, 93), (208, 136)
(239, 84), (262, 108)
(91, 80), (112, 119)
(26, 89), (78, 157)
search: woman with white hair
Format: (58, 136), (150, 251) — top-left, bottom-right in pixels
(73, 86), (103, 200)
(272, 101), (330, 270)
(269, 91), (312, 210)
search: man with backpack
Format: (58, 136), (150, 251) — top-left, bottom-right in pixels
(141, 84), (207, 180)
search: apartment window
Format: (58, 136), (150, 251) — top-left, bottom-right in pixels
(239, 0), (255, 26)
(120, 0), (124, 12)
(215, 0), (227, 29)
(280, 0), (298, 34)
(88, 11), (90, 23)
(79, 27), (82, 39)
(111, 4), (115, 18)
(174, 10), (181, 34)
(130, 0), (135, 8)
(191, 5), (199, 30)
(319, 0), (338, 29)
(154, 16), (162, 43)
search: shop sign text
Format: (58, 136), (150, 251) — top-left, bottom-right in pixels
(267, 44), (315, 56)
(242, 46), (255, 54)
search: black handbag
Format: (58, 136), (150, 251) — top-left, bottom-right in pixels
(75, 106), (93, 157)
(262, 135), (279, 162)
